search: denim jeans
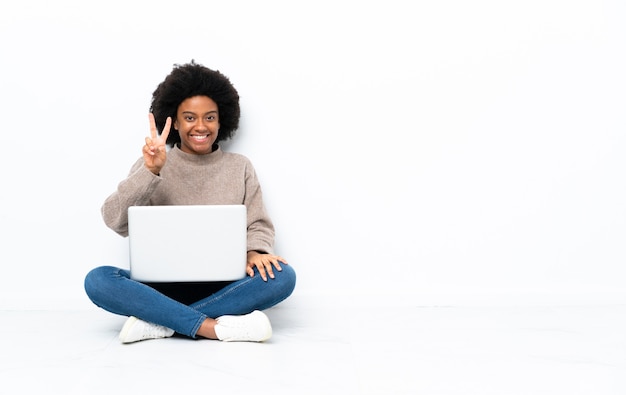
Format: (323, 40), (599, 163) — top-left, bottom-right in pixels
(84, 263), (296, 338)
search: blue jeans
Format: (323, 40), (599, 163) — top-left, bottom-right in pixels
(84, 263), (296, 338)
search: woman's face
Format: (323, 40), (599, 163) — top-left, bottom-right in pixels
(174, 95), (220, 155)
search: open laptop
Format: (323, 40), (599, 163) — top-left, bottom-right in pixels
(127, 204), (247, 282)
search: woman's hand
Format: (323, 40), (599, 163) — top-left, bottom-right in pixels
(143, 113), (172, 175)
(246, 251), (288, 281)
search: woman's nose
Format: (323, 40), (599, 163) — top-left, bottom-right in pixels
(194, 120), (208, 130)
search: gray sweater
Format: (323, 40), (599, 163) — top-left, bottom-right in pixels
(102, 145), (275, 254)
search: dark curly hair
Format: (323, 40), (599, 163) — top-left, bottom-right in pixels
(150, 60), (240, 147)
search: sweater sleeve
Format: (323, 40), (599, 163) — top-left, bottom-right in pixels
(101, 159), (163, 237)
(243, 161), (275, 254)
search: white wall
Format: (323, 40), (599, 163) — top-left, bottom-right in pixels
(1, 0), (624, 310)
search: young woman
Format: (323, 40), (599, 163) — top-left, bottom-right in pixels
(84, 61), (296, 343)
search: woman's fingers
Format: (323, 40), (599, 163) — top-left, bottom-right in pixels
(160, 117), (172, 143)
(247, 254), (288, 282)
(144, 137), (155, 155)
(148, 113), (172, 144)
(149, 113), (158, 140)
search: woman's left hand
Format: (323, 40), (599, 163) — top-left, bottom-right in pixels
(246, 251), (288, 281)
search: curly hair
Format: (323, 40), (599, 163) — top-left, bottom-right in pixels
(150, 60), (241, 147)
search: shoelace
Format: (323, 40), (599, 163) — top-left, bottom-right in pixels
(140, 322), (171, 339)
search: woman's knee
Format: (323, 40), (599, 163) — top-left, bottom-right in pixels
(277, 263), (296, 295)
(84, 266), (124, 301)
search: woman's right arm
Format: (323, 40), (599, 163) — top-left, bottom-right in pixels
(102, 114), (172, 237)
(101, 161), (162, 237)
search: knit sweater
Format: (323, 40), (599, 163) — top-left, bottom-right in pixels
(102, 145), (275, 254)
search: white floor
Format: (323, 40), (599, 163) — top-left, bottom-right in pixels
(1, 298), (625, 395)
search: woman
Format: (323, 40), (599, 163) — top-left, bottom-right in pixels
(84, 61), (296, 343)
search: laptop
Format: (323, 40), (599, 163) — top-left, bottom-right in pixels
(127, 204), (247, 282)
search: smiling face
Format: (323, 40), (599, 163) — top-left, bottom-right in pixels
(174, 95), (220, 155)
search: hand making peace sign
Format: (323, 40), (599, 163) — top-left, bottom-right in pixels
(143, 113), (172, 175)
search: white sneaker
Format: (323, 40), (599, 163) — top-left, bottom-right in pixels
(214, 310), (273, 342)
(119, 316), (175, 344)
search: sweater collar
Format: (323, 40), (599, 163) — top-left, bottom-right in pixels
(170, 144), (224, 164)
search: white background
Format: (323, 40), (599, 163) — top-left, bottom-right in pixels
(0, 0), (624, 310)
